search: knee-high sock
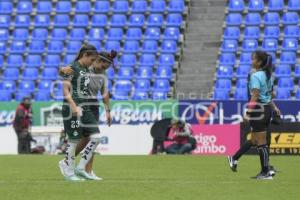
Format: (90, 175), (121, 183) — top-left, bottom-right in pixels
(77, 136), (100, 170)
(232, 140), (253, 161)
(257, 144), (269, 173)
(65, 140), (78, 169)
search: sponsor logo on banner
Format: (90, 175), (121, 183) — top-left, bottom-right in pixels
(191, 125), (240, 155)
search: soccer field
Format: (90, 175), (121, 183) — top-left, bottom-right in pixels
(0, 155), (299, 200)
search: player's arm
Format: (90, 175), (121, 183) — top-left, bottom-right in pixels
(270, 92), (281, 115)
(58, 66), (73, 77)
(101, 81), (112, 126)
(62, 78), (81, 116)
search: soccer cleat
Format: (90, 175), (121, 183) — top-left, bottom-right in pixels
(89, 171), (103, 181)
(255, 172), (273, 180)
(268, 165), (276, 177)
(65, 175), (85, 182)
(75, 167), (94, 180)
(227, 156), (238, 172)
(59, 159), (74, 178)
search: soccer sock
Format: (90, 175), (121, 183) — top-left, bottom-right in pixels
(232, 140), (253, 161)
(257, 144), (269, 173)
(77, 137), (100, 170)
(65, 140), (78, 169)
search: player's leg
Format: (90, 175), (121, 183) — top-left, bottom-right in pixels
(165, 143), (180, 154)
(75, 136), (94, 173)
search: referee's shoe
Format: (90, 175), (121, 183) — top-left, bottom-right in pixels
(227, 156), (238, 172)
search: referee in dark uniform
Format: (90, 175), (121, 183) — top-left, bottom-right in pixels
(228, 50), (281, 180)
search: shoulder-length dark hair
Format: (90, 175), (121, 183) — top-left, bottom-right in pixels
(74, 43), (97, 61)
(252, 50), (273, 80)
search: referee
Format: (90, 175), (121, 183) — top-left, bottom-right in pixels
(228, 50), (280, 180)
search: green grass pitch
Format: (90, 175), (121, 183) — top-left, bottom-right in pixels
(0, 155), (299, 200)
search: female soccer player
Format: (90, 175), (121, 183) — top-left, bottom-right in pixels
(59, 50), (116, 180)
(228, 50), (280, 180)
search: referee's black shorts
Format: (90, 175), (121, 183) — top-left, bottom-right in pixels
(249, 104), (272, 133)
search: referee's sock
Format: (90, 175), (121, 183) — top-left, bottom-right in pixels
(233, 140), (253, 161)
(257, 144), (270, 173)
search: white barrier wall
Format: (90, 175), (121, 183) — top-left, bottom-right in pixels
(0, 127), (18, 154)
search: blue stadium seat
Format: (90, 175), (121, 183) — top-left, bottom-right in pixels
(142, 40), (158, 53)
(236, 65), (250, 78)
(32, 28), (48, 41)
(112, 91), (130, 100)
(216, 65), (233, 78)
(147, 14), (164, 27)
(0, 15), (10, 28)
(144, 27), (161, 40)
(13, 29), (28, 41)
(123, 41), (139, 53)
(54, 15), (70, 27)
(114, 80), (132, 92)
(0, 41), (6, 54)
(296, 89), (300, 99)
(168, 0), (185, 13)
(91, 14), (107, 27)
(48, 41), (64, 54)
(150, 0), (166, 13)
(245, 13), (261, 26)
(139, 54), (156, 66)
(51, 28), (67, 40)
(67, 41), (82, 53)
(19, 81), (35, 92)
(153, 79), (170, 92)
(234, 88), (248, 100)
(136, 67), (153, 79)
(70, 28), (85, 41)
(15, 15), (30, 27)
(282, 12), (299, 25)
(89, 41), (101, 51)
(264, 13), (280, 25)
(45, 55), (61, 68)
(15, 92), (32, 101)
(17, 1), (32, 13)
(28, 41), (45, 54)
(73, 15), (89, 27)
(25, 55), (42, 68)
(161, 40), (177, 53)
(219, 53), (236, 65)
(164, 27), (180, 40)
(0, 2), (13, 14)
(22, 68), (38, 80)
(239, 53), (252, 64)
(294, 65), (300, 78)
(215, 79), (231, 90)
(34, 15), (50, 27)
(284, 26), (299, 38)
(275, 65), (291, 78)
(242, 39), (258, 52)
(0, 90), (12, 101)
(107, 28), (123, 40)
(134, 79), (151, 92)
(158, 54), (175, 67)
(282, 38), (298, 51)
(226, 13), (242, 26)
(132, 1), (147, 13)
(213, 90), (229, 100)
(268, 0), (284, 11)
(52, 90), (64, 101)
(277, 78), (294, 91)
(94, 1), (110, 13)
(10, 41), (26, 54)
(104, 40), (120, 52)
(156, 66), (172, 79)
(113, 1), (129, 13)
(6, 55), (22, 68)
(56, 1), (71, 13)
(248, 0), (264, 12)
(132, 91), (149, 100)
(280, 52), (296, 65)
(35, 91), (51, 101)
(236, 78), (247, 88)
(221, 40), (238, 52)
(119, 54), (137, 67)
(3, 68), (19, 80)
(76, 1), (91, 13)
(0, 29), (8, 41)
(264, 26), (280, 38)
(64, 54), (76, 64)
(42, 68), (58, 80)
(288, 0), (300, 11)
(106, 67), (115, 79)
(152, 91), (168, 100)
(126, 28), (142, 40)
(262, 39), (278, 52)
(228, 0), (245, 12)
(110, 14), (127, 27)
(0, 81), (16, 92)
(0, 55), (3, 67)
(89, 28), (105, 40)
(128, 14), (145, 27)
(37, 1), (52, 13)
(166, 14), (183, 27)
(223, 27), (240, 39)
(117, 67), (134, 80)
(244, 26), (260, 39)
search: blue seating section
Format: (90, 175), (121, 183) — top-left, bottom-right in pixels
(214, 0), (300, 100)
(0, 0), (188, 101)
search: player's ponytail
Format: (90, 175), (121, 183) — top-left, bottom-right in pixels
(253, 50), (272, 80)
(98, 50), (118, 67)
